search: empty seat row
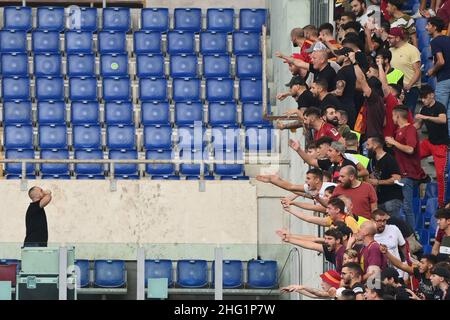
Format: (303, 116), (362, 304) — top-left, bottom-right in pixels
(0, 77), (263, 102)
(2, 7), (266, 33)
(0, 30), (261, 55)
(1, 53), (262, 79)
(3, 124), (273, 151)
(3, 100), (269, 127)
(74, 259), (277, 289)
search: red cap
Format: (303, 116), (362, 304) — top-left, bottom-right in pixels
(389, 27), (405, 39)
(320, 270), (341, 289)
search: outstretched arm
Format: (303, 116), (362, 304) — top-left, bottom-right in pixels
(283, 206), (329, 227)
(275, 51), (310, 70)
(288, 139), (319, 168)
(256, 174), (305, 193)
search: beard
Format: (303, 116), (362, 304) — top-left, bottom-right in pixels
(342, 180), (352, 189)
(367, 149), (376, 159)
(328, 118), (339, 127)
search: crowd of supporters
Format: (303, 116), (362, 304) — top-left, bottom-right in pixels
(261, 0), (450, 300)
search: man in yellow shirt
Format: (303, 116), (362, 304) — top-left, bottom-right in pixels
(284, 197), (360, 233)
(388, 27), (421, 113)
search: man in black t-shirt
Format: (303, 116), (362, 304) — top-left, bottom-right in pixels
(341, 262), (365, 300)
(415, 85), (449, 208)
(332, 47), (357, 127)
(310, 79), (342, 111)
(24, 186), (52, 247)
(366, 136), (403, 218)
(430, 266), (450, 300)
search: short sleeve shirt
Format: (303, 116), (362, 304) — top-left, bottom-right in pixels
(314, 122), (342, 141)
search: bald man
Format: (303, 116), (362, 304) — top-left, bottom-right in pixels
(276, 50), (337, 91)
(352, 221), (387, 281)
(24, 186), (52, 247)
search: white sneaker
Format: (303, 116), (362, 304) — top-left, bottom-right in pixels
(411, 10), (422, 19)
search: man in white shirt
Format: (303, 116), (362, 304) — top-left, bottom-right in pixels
(372, 209), (407, 278)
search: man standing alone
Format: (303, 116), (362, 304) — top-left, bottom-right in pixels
(24, 186), (52, 247)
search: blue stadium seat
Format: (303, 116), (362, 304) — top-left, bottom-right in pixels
(175, 102), (203, 126)
(37, 100), (66, 124)
(176, 260), (208, 288)
(177, 126), (207, 149)
(3, 100), (32, 124)
(245, 126), (273, 152)
(170, 54), (198, 78)
(65, 31), (94, 54)
(2, 76), (30, 100)
(67, 7), (97, 32)
(94, 260), (126, 288)
(109, 150), (138, 175)
(200, 31), (228, 54)
(76, 175), (105, 180)
(423, 182), (438, 204)
(75, 260), (90, 288)
(69, 77), (97, 101)
(240, 78), (262, 102)
(5, 149), (35, 174)
(4, 125), (33, 149)
(239, 8), (267, 32)
(139, 77), (167, 101)
(40, 149), (69, 174)
(247, 260), (277, 288)
(6, 174), (36, 180)
(420, 229), (430, 246)
(220, 176), (249, 180)
(236, 54), (262, 78)
(35, 76), (64, 101)
(100, 53), (128, 77)
(243, 102), (271, 126)
(67, 53), (95, 76)
(212, 260), (243, 288)
(74, 149), (104, 175)
(423, 244), (432, 254)
(214, 149), (244, 175)
(206, 78), (234, 102)
(207, 9), (235, 32)
(233, 31), (260, 54)
(1, 53), (28, 76)
(102, 7), (130, 32)
(105, 101), (133, 125)
(425, 197), (439, 219)
(143, 125), (172, 150)
(144, 260), (173, 287)
(0, 30), (27, 52)
(209, 102), (237, 126)
(167, 31), (195, 54)
(145, 150), (175, 176)
(172, 78), (201, 102)
(203, 54), (231, 78)
(39, 124), (67, 149)
(41, 174), (71, 180)
(185, 175), (215, 180)
(141, 101), (170, 125)
(98, 31), (126, 53)
(36, 7), (64, 31)
(107, 125), (135, 149)
(151, 175), (180, 180)
(34, 53), (62, 76)
(115, 174), (140, 180)
(141, 8), (169, 32)
(211, 126), (241, 150)
(102, 77), (131, 101)
(73, 125), (101, 149)
(32, 30), (60, 53)
(3, 6), (32, 31)
(136, 54), (165, 77)
(133, 31), (162, 54)
(71, 101), (100, 124)
(179, 153), (209, 176)
(174, 8), (202, 32)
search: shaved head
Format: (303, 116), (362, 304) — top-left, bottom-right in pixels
(361, 221), (377, 236)
(28, 186), (43, 201)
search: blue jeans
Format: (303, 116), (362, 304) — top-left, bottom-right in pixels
(435, 78), (450, 137)
(404, 87), (420, 114)
(379, 199), (403, 219)
(400, 178), (419, 230)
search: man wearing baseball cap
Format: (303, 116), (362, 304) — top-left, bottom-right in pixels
(430, 264), (450, 300)
(388, 27), (422, 113)
(280, 270), (341, 299)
